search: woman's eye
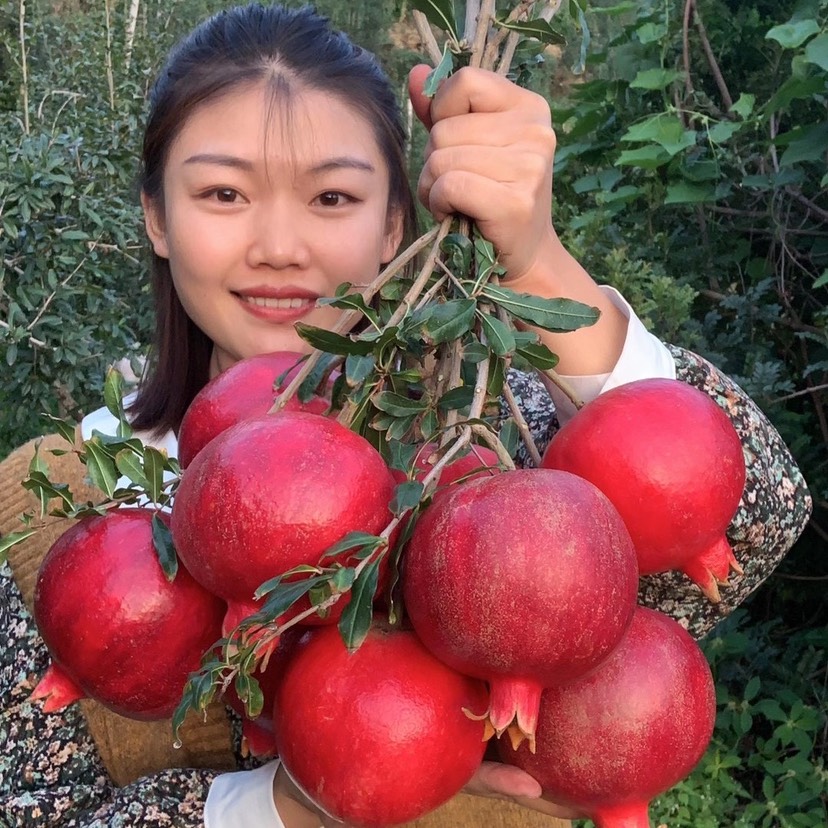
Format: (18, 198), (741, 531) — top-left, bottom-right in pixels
(203, 188), (240, 203)
(317, 191), (350, 207)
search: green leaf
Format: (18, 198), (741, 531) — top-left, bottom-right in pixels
(804, 32), (828, 72)
(321, 531), (385, 561)
(84, 438), (119, 497)
(410, 0), (459, 41)
(516, 341), (560, 371)
(344, 354), (376, 387)
(629, 68), (682, 90)
(258, 575), (330, 619)
(234, 674), (264, 719)
(115, 449), (151, 490)
(388, 440), (420, 474)
(390, 480), (425, 515)
(664, 182), (718, 204)
(317, 292), (379, 328)
(441, 233), (473, 274)
(730, 93), (756, 119)
(330, 566), (356, 593)
(423, 42), (456, 97)
(295, 323), (374, 356)
(494, 16), (566, 47)
(621, 113), (697, 156)
(778, 122), (828, 166)
(0, 529), (38, 563)
(765, 20), (820, 49)
(143, 447), (166, 503)
(636, 22), (667, 45)
(419, 298), (477, 345)
(615, 145), (672, 169)
(22, 471), (74, 514)
(812, 269), (828, 289)
(499, 419), (519, 458)
(151, 514), (178, 581)
(437, 386), (474, 412)
(708, 121), (743, 143)
(481, 285), (599, 332)
(42, 414), (78, 446)
(373, 392), (429, 417)
(103, 368), (132, 439)
(478, 313), (516, 357)
(338, 559), (380, 652)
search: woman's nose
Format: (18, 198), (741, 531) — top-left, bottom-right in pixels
(246, 201), (312, 270)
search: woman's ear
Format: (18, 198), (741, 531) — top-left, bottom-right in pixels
(140, 191), (170, 259)
(381, 208), (405, 265)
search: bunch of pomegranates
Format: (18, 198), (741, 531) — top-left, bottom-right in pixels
(30, 352), (745, 827)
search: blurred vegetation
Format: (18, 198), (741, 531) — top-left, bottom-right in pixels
(1, 0), (825, 823)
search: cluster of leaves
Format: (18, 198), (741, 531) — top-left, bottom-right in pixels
(546, 0), (827, 625)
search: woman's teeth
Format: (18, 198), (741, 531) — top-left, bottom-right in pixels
(241, 296), (313, 309)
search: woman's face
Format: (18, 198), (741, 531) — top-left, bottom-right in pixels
(143, 81), (403, 375)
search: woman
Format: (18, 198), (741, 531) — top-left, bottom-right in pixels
(0, 4), (811, 827)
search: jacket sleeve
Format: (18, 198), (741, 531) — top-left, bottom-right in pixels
(635, 345), (812, 639)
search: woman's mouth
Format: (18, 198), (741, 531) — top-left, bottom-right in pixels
(234, 290), (318, 323)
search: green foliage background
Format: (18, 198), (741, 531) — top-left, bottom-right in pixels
(1, 0), (825, 824)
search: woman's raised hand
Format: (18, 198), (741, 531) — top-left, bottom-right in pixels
(408, 64), (559, 284)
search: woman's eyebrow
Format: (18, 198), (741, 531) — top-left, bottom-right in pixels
(308, 156), (376, 174)
(183, 153), (254, 171)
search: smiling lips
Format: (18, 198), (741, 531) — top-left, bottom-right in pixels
(234, 286), (320, 323)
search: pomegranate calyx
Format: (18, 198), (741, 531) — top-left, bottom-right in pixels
(680, 535), (743, 604)
(488, 676), (542, 752)
(462, 704), (497, 741)
(30, 663), (85, 712)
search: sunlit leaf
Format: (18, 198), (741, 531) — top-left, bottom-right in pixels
(410, 0), (459, 41)
(481, 285), (599, 332)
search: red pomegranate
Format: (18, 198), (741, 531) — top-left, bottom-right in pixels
(390, 442), (502, 491)
(32, 509), (225, 719)
(541, 377), (746, 602)
(499, 606), (717, 828)
(403, 469), (639, 750)
(171, 412), (396, 627)
(274, 622), (489, 827)
(177, 351), (331, 468)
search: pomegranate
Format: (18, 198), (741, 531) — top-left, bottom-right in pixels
(499, 606), (716, 828)
(32, 509), (225, 719)
(273, 622), (489, 827)
(177, 351), (331, 468)
(170, 412), (396, 625)
(541, 377), (746, 602)
(390, 442), (502, 491)
(403, 469), (639, 749)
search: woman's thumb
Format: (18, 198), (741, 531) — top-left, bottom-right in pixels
(408, 64), (435, 130)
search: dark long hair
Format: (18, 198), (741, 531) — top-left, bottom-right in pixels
(129, 3), (419, 436)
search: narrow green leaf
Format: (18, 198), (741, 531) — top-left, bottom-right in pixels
(441, 233), (474, 274)
(338, 560), (380, 652)
(812, 270), (828, 289)
(487, 355), (506, 397)
(437, 386), (474, 412)
(321, 531), (385, 561)
(481, 285), (599, 332)
(410, 0), (459, 41)
(664, 182), (718, 204)
(103, 368), (132, 439)
(386, 414), (417, 442)
(615, 145), (671, 169)
(259, 575), (330, 620)
(151, 514), (178, 581)
(295, 323), (374, 356)
(84, 438), (119, 498)
(629, 68), (682, 90)
(478, 313), (516, 357)
(388, 440), (420, 474)
(424, 42), (456, 97)
(317, 293), (380, 328)
(495, 16), (566, 47)
(420, 409), (439, 440)
(462, 341), (489, 363)
(42, 414), (78, 446)
(0, 529), (38, 563)
(390, 480), (425, 516)
(499, 419), (520, 458)
(330, 566), (356, 593)
(234, 674), (264, 719)
(373, 392), (429, 417)
(143, 447), (166, 503)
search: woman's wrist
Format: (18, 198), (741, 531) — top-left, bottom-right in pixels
(501, 231), (628, 376)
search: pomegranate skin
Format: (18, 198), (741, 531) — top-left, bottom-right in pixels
(499, 607), (716, 828)
(541, 378), (746, 601)
(177, 351), (330, 468)
(171, 411), (396, 603)
(33, 509), (225, 720)
(274, 624), (489, 827)
(403, 469), (639, 747)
